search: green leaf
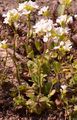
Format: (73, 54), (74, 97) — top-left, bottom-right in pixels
(42, 62), (50, 74)
(31, 74), (39, 84)
(52, 79), (57, 86)
(39, 96), (51, 108)
(57, 4), (65, 16)
(14, 95), (26, 106)
(73, 74), (77, 83)
(40, 96), (49, 102)
(32, 74), (40, 87)
(73, 61), (77, 70)
(35, 41), (41, 51)
(48, 89), (56, 98)
(18, 85), (27, 92)
(26, 89), (35, 99)
(10, 87), (18, 97)
(26, 99), (39, 114)
(53, 61), (61, 74)
(25, 45), (34, 58)
(43, 82), (52, 95)
(27, 60), (35, 70)
(74, 105), (77, 112)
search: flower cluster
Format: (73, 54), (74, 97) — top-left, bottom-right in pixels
(33, 19), (53, 33)
(56, 14), (73, 26)
(3, 1), (39, 26)
(54, 40), (72, 51)
(33, 14), (73, 51)
(43, 32), (51, 42)
(2, 1), (73, 51)
(3, 9), (20, 26)
(54, 27), (70, 36)
(38, 6), (49, 15)
(18, 0), (38, 15)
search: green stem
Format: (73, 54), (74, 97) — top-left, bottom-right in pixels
(13, 57), (21, 85)
(12, 34), (21, 85)
(37, 60), (42, 94)
(9, 52), (21, 85)
(27, 14), (31, 39)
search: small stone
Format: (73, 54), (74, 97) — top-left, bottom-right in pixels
(55, 99), (61, 106)
(72, 34), (77, 45)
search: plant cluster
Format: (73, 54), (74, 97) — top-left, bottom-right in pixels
(1, 0), (77, 118)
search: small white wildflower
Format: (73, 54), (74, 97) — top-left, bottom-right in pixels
(54, 40), (72, 51)
(38, 6), (49, 15)
(43, 36), (48, 42)
(54, 46), (60, 50)
(56, 15), (73, 25)
(61, 85), (67, 90)
(46, 32), (51, 37)
(33, 19), (53, 33)
(18, 2), (27, 11)
(56, 15), (67, 25)
(0, 40), (7, 48)
(61, 84), (67, 94)
(20, 10), (30, 15)
(43, 32), (51, 42)
(18, 0), (38, 15)
(66, 16), (73, 24)
(3, 9), (20, 26)
(52, 37), (59, 43)
(63, 40), (72, 51)
(27, 0), (39, 9)
(60, 41), (64, 46)
(74, 14), (77, 19)
(55, 27), (70, 35)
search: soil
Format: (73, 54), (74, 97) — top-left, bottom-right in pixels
(0, 0), (77, 120)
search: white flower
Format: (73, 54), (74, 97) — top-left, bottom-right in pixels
(55, 27), (70, 35)
(20, 10), (30, 15)
(43, 36), (48, 42)
(0, 40), (7, 48)
(46, 32), (51, 38)
(33, 19), (53, 33)
(3, 9), (20, 26)
(74, 14), (77, 19)
(27, 0), (39, 9)
(38, 6), (49, 15)
(54, 46), (60, 50)
(60, 41), (64, 46)
(63, 40), (72, 51)
(43, 32), (51, 42)
(56, 15), (73, 25)
(54, 41), (64, 50)
(18, 1), (38, 15)
(66, 16), (73, 24)
(61, 84), (67, 90)
(61, 84), (67, 94)
(54, 40), (72, 51)
(56, 15), (67, 25)
(52, 37), (59, 43)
